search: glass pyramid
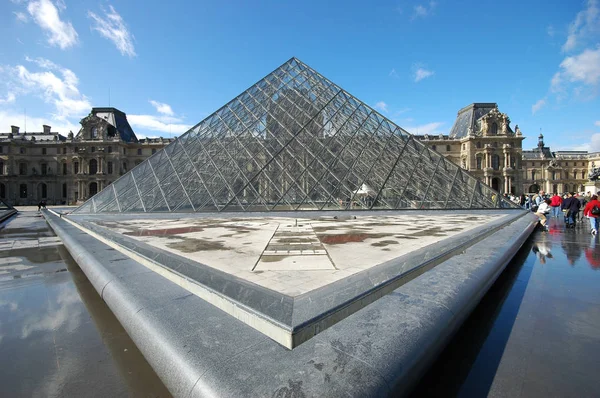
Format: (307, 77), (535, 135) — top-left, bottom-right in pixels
(74, 58), (518, 213)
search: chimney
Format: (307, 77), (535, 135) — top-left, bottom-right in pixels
(43, 125), (51, 134)
(11, 125), (19, 135)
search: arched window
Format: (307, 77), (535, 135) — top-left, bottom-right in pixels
(491, 122), (498, 135)
(91, 146), (96, 153)
(89, 182), (98, 197)
(62, 183), (67, 198)
(532, 170), (536, 180)
(20, 184), (27, 198)
(89, 159), (98, 175)
(0, 183), (5, 198)
(91, 127), (98, 138)
(476, 156), (482, 170)
(476, 141), (482, 149)
(446, 145), (451, 152)
(74, 161), (79, 174)
(552, 171), (556, 180)
(565, 171), (569, 179)
(564, 184), (570, 193)
(582, 171), (586, 179)
(19, 163), (27, 175)
(492, 154), (500, 170)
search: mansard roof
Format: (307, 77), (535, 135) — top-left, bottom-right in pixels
(76, 107), (138, 143)
(449, 103), (515, 139)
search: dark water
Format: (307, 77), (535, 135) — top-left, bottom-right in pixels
(0, 212), (172, 398)
(411, 216), (600, 397)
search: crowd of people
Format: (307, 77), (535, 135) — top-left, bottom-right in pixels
(517, 190), (600, 235)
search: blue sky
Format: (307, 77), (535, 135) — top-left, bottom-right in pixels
(1, 0), (599, 152)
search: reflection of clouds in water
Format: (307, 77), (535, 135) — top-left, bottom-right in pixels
(0, 299), (19, 312)
(20, 286), (83, 339)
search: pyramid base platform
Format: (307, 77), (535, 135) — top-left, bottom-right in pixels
(43, 209), (537, 397)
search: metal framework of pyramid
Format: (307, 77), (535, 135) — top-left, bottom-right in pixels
(74, 58), (518, 214)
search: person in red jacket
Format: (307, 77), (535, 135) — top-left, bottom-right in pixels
(550, 192), (563, 218)
(583, 194), (600, 235)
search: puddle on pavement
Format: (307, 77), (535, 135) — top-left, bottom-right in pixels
(0, 214), (172, 398)
(319, 233), (392, 244)
(165, 237), (227, 252)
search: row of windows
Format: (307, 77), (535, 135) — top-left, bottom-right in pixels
(0, 146), (158, 155)
(529, 161), (586, 167)
(0, 182), (68, 199)
(528, 170), (587, 180)
(474, 155), (516, 170)
(0, 160), (126, 176)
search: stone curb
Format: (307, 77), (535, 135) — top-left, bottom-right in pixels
(42, 209), (537, 397)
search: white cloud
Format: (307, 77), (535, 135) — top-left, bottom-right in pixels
(389, 68), (399, 78)
(595, 121), (600, 127)
(0, 92), (16, 105)
(414, 67), (434, 82)
(404, 122), (445, 135)
(562, 0), (600, 52)
(374, 101), (388, 113)
(149, 100), (174, 116)
(0, 110), (79, 134)
(412, 1), (437, 20)
(1, 57), (91, 121)
(532, 98), (546, 114)
(127, 114), (191, 137)
(27, 0), (78, 49)
(556, 47), (600, 86)
(14, 11), (28, 22)
(88, 5), (136, 57)
(568, 133), (600, 152)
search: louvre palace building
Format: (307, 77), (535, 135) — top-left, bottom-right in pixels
(1, 103), (598, 207)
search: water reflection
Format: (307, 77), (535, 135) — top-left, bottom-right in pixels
(1, 214), (171, 397)
(585, 236), (600, 269)
(532, 239), (553, 265)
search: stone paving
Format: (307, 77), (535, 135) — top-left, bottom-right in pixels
(89, 213), (506, 296)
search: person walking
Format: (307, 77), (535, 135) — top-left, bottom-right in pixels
(583, 195), (600, 235)
(561, 192), (581, 229)
(535, 198), (552, 231)
(550, 192), (563, 218)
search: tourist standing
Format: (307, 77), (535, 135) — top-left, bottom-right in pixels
(583, 195), (600, 235)
(550, 192), (563, 218)
(534, 190), (545, 207)
(561, 192), (581, 228)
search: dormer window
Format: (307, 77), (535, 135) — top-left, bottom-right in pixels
(491, 122), (498, 135)
(91, 146), (96, 153)
(91, 127), (98, 138)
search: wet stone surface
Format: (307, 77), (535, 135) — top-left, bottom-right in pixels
(0, 212), (171, 398)
(86, 213), (505, 296)
(411, 215), (600, 397)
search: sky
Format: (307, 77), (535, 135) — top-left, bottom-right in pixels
(1, 0), (599, 152)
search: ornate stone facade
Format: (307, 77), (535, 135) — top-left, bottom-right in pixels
(415, 103), (524, 195)
(0, 107), (174, 205)
(521, 133), (600, 194)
